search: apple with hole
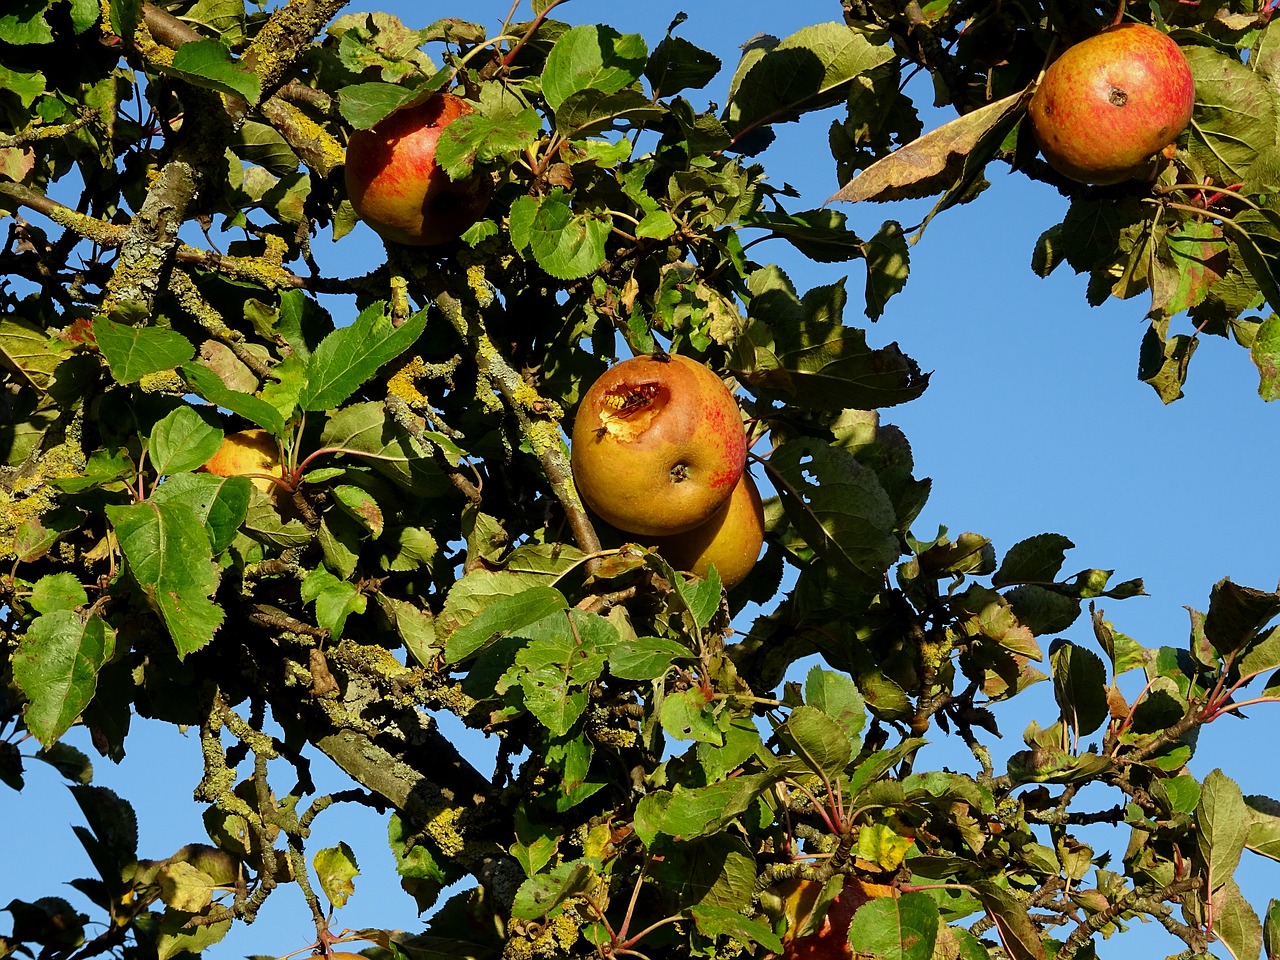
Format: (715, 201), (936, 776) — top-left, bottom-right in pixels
(1027, 22), (1194, 185)
(199, 428), (284, 493)
(344, 93), (493, 246)
(571, 353), (746, 538)
(647, 470), (764, 588)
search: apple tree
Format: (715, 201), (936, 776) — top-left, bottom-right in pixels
(2, 2), (1280, 960)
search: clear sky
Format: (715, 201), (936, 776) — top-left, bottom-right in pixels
(4, 2), (1279, 959)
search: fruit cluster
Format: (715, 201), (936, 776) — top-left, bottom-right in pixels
(570, 354), (764, 587)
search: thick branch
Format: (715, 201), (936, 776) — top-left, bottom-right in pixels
(433, 288), (602, 556)
(242, 0), (351, 104)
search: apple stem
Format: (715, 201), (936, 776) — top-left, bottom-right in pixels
(1111, 0), (1127, 26)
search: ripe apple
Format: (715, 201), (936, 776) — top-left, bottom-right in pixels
(571, 353), (746, 537)
(647, 470), (764, 588)
(1027, 23), (1194, 185)
(344, 93), (493, 246)
(200, 429), (283, 493)
(772, 877), (871, 960)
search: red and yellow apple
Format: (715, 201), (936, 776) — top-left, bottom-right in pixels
(772, 877), (873, 960)
(1027, 22), (1194, 185)
(647, 470), (764, 588)
(199, 429), (283, 493)
(344, 93), (492, 246)
(571, 353), (746, 537)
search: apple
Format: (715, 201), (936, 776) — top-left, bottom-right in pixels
(1027, 22), (1194, 185)
(200, 429), (283, 493)
(771, 877), (871, 960)
(571, 353), (746, 537)
(647, 470), (764, 588)
(344, 93), (493, 246)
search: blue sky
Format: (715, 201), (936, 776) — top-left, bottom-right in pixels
(4, 2), (1279, 958)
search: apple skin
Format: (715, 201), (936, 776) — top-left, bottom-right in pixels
(647, 470), (764, 588)
(1027, 23), (1194, 185)
(571, 354), (746, 537)
(199, 429), (282, 493)
(344, 93), (493, 246)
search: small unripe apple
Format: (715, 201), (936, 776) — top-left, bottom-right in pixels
(1027, 23), (1194, 185)
(344, 93), (493, 246)
(647, 470), (764, 588)
(199, 429), (282, 493)
(571, 354), (746, 537)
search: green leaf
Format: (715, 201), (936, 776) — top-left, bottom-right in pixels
(970, 881), (1048, 960)
(0, 62), (45, 107)
(805, 665), (866, 749)
(1245, 794), (1280, 862)
(1214, 878), (1264, 960)
(1251, 313), (1280, 401)
(332, 484), (384, 538)
(1092, 605), (1149, 676)
(338, 81), (431, 130)
(300, 567), (366, 638)
(319, 401), (457, 495)
(510, 860), (595, 920)
(780, 705), (851, 778)
(1204, 578), (1280, 660)
(769, 439), (900, 592)
(182, 363), (286, 436)
(313, 843), (359, 910)
(300, 302), (429, 411)
(0, 317), (71, 393)
(647, 770), (792, 842)
(731, 277), (927, 409)
(92, 319), (195, 384)
(0, 0), (54, 44)
(741, 207), (864, 263)
(105, 501), (224, 657)
(30, 572), (88, 614)
(656, 834), (756, 911)
(553, 88), (665, 139)
(1184, 45), (1276, 185)
(444, 585), (568, 664)
(607, 636), (693, 680)
(726, 22), (893, 133)
(108, 0), (142, 40)
(846, 892), (939, 960)
(155, 910), (230, 960)
(1264, 898), (1280, 960)
(864, 220), (910, 320)
(542, 25), (647, 112)
(1197, 768), (1250, 895)
(13, 611), (114, 746)
(515, 609), (616, 736)
(659, 687), (721, 744)
(526, 189), (610, 280)
(1049, 639), (1109, 737)
(168, 39), (261, 103)
(690, 903), (782, 953)
(157, 861), (216, 912)
(149, 406), (223, 477)
(436, 107), (542, 179)
(994, 533), (1073, 587)
(645, 34), (720, 99)
(388, 811), (453, 912)
(151, 473), (251, 554)
(34, 742), (93, 784)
